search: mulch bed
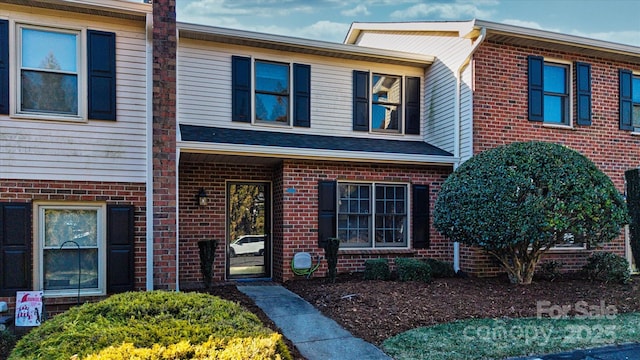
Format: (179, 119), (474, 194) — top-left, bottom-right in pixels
(201, 273), (640, 359)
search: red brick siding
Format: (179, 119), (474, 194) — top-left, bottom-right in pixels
(0, 179), (146, 312)
(152, 0), (177, 289)
(464, 40), (639, 275)
(178, 159), (452, 284)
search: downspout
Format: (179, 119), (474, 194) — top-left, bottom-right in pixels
(175, 28), (181, 292)
(145, 12), (154, 291)
(453, 26), (486, 273)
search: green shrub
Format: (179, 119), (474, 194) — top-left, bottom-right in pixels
(364, 259), (390, 280)
(395, 258), (432, 283)
(9, 291), (291, 360)
(424, 258), (456, 278)
(535, 260), (564, 281)
(582, 252), (631, 284)
(0, 330), (16, 359)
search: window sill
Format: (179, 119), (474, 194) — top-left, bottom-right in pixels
(43, 289), (105, 298)
(339, 248), (416, 256)
(630, 132), (640, 136)
(541, 123), (575, 131)
(546, 246), (588, 253)
(11, 113), (86, 124)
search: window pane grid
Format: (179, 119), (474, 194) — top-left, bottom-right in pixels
(543, 63), (569, 125)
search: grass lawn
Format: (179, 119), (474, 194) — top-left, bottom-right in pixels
(383, 312), (640, 360)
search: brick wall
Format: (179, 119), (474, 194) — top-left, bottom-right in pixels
(462, 40), (639, 275)
(152, 0), (177, 289)
(178, 159), (452, 284)
(0, 179), (146, 312)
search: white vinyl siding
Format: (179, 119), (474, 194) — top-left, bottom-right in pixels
(352, 32), (475, 156)
(0, 7), (148, 183)
(177, 39), (424, 140)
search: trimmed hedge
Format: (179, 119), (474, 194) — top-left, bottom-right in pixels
(364, 259), (390, 280)
(395, 258), (432, 283)
(582, 252), (631, 284)
(9, 291), (291, 360)
(424, 258), (455, 278)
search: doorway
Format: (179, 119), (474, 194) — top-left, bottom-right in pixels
(226, 182), (271, 279)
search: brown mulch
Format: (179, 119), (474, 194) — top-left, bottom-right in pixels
(201, 274), (640, 359)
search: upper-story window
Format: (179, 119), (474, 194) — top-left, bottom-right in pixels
(619, 69), (640, 131)
(372, 74), (402, 132)
(528, 56), (592, 127)
(353, 70), (421, 135)
(0, 20), (116, 121)
(232, 56), (310, 127)
(255, 60), (290, 124)
(18, 26), (80, 117)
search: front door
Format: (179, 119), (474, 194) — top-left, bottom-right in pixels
(226, 182), (271, 279)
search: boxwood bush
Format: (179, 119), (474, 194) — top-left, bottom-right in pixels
(395, 258), (432, 283)
(364, 258), (390, 280)
(424, 258), (456, 278)
(9, 291), (291, 360)
(582, 252), (631, 284)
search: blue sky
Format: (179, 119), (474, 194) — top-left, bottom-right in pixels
(176, 0), (640, 46)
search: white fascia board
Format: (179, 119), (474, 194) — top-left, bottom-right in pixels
(178, 22), (435, 66)
(345, 20), (476, 44)
(36, 0), (151, 15)
(473, 19), (640, 56)
(178, 141), (457, 166)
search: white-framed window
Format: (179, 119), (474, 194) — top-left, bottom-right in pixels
(371, 74), (402, 132)
(551, 233), (587, 250)
(337, 182), (408, 249)
(15, 24), (83, 120)
(633, 74), (640, 129)
(542, 61), (570, 125)
(35, 203), (106, 297)
(254, 60), (290, 125)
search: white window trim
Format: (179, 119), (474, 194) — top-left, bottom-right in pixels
(337, 181), (410, 250)
(369, 72), (406, 136)
(250, 57), (294, 128)
(10, 22), (87, 123)
(541, 58), (573, 129)
(33, 202), (107, 298)
(632, 71), (640, 134)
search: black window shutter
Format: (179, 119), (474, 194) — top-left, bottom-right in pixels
(528, 55), (544, 122)
(232, 56), (251, 122)
(87, 30), (116, 120)
(317, 181), (337, 249)
(353, 70), (369, 131)
(619, 69), (633, 131)
(575, 62), (591, 126)
(0, 203), (31, 296)
(0, 19), (9, 115)
(293, 63), (311, 127)
(107, 205), (135, 293)
(405, 76), (421, 134)
(412, 184), (430, 249)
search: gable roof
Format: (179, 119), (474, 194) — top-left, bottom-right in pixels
(346, 20), (640, 65)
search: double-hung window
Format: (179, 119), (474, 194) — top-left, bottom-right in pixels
(337, 183), (407, 248)
(353, 70), (421, 134)
(37, 204), (106, 296)
(18, 25), (80, 117)
(542, 63), (569, 124)
(231, 56), (310, 127)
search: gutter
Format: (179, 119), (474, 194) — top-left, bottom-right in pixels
(145, 12), (154, 291)
(453, 25), (486, 273)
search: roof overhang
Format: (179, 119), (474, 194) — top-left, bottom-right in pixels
(1, 0), (151, 20)
(178, 22), (435, 68)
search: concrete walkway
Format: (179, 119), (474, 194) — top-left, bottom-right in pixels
(237, 284), (391, 360)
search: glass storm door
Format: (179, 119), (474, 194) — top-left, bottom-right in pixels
(227, 182), (271, 279)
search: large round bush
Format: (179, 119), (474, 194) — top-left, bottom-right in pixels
(434, 141), (628, 284)
(9, 291), (291, 360)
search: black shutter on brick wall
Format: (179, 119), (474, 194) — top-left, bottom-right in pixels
(528, 55), (544, 122)
(317, 181), (337, 249)
(293, 63), (311, 127)
(353, 70), (369, 131)
(619, 69), (633, 131)
(575, 62), (592, 126)
(87, 30), (116, 120)
(0, 203), (31, 296)
(405, 77), (421, 134)
(412, 184), (430, 249)
(0, 19), (9, 115)
(107, 205), (135, 293)
(232, 56), (251, 122)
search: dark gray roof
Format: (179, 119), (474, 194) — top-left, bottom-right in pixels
(180, 125), (452, 157)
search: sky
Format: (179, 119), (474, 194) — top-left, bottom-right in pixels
(176, 0), (640, 47)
